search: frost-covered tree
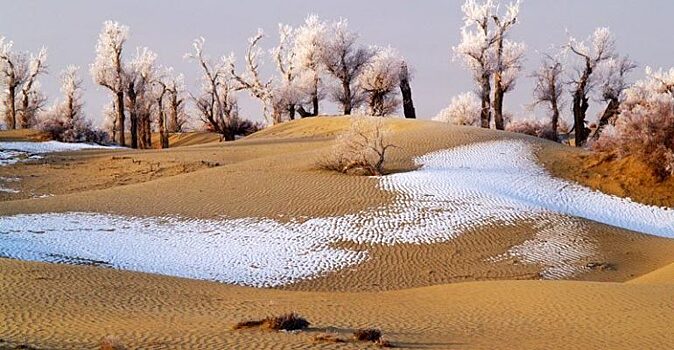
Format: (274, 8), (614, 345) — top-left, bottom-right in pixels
(454, 0), (524, 130)
(433, 92), (481, 126)
(17, 47), (48, 128)
(91, 21), (129, 145)
(228, 30), (279, 124)
(271, 23), (305, 120)
(321, 19), (373, 115)
(0, 37), (47, 129)
(187, 37), (241, 139)
(0, 36), (27, 129)
(593, 67), (674, 179)
(163, 69), (188, 133)
(125, 47), (157, 149)
(593, 56), (636, 139)
(40, 65), (107, 143)
(566, 27), (616, 147)
(46, 65), (84, 121)
(531, 52), (564, 141)
(359, 47), (402, 116)
(151, 68), (170, 149)
(292, 14), (327, 117)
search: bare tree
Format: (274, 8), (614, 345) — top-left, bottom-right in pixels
(17, 48), (48, 128)
(320, 116), (396, 176)
(593, 56), (636, 139)
(0, 36), (26, 129)
(454, 0), (524, 129)
(91, 21), (129, 146)
(566, 27), (616, 147)
(125, 47), (157, 149)
(531, 52), (564, 141)
(491, 1), (524, 130)
(359, 47), (402, 116)
(321, 19), (373, 115)
(399, 60), (416, 119)
(163, 69), (187, 132)
(187, 37), (240, 140)
(152, 76), (169, 149)
(228, 30), (279, 124)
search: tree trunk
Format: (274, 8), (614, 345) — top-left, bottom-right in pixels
(550, 97), (560, 142)
(399, 74), (416, 119)
(127, 85), (138, 149)
(6, 85), (16, 129)
(116, 91), (126, 146)
(593, 98), (620, 140)
(19, 93), (30, 128)
(493, 73), (505, 130)
(144, 114), (152, 148)
(480, 72), (491, 128)
(342, 80), (352, 115)
(572, 91), (590, 147)
(168, 93), (179, 133)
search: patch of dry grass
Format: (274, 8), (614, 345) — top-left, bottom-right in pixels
(233, 312), (310, 331)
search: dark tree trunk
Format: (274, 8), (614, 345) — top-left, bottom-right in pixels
(127, 84), (138, 149)
(7, 85), (16, 129)
(19, 93), (30, 128)
(116, 91), (126, 147)
(296, 106), (312, 118)
(287, 103), (296, 120)
(550, 97), (560, 142)
(593, 98), (620, 140)
(572, 63), (592, 147)
(493, 74), (505, 130)
(399, 72), (416, 119)
(480, 72), (492, 128)
(312, 91), (319, 116)
(342, 80), (352, 115)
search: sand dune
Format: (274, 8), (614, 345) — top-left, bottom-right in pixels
(0, 117), (673, 349)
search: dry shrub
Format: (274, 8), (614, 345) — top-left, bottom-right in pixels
(353, 328), (382, 342)
(506, 118), (558, 141)
(593, 68), (674, 180)
(233, 312), (310, 332)
(319, 116), (396, 176)
(39, 114), (110, 144)
(99, 336), (126, 350)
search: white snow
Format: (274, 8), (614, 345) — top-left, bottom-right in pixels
(0, 140), (672, 287)
(0, 140), (119, 154)
(0, 141), (120, 167)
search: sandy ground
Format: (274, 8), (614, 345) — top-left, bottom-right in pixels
(1, 117), (673, 349)
(1, 258), (673, 350)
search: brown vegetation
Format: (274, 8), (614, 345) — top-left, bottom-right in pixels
(233, 313), (310, 331)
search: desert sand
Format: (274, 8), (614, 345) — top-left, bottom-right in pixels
(1, 117), (673, 349)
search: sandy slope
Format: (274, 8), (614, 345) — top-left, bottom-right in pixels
(1, 117), (673, 349)
(1, 259), (673, 350)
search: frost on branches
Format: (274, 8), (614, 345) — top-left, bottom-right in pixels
(186, 37), (242, 140)
(90, 21), (129, 145)
(359, 47), (403, 116)
(40, 66), (109, 144)
(594, 67), (674, 180)
(433, 92), (481, 126)
(453, 0), (525, 129)
(0, 36), (47, 130)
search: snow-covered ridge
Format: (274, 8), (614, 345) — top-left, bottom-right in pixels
(0, 140), (119, 154)
(0, 140), (672, 287)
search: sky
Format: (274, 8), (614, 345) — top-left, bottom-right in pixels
(2, 0), (673, 127)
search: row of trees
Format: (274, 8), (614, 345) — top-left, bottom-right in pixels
(438, 0), (637, 147)
(1, 15), (418, 148)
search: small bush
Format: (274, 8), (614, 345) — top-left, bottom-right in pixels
(99, 336), (126, 350)
(353, 328), (382, 342)
(39, 115), (110, 144)
(433, 92), (481, 126)
(318, 116), (396, 176)
(233, 312), (310, 332)
(506, 118), (558, 141)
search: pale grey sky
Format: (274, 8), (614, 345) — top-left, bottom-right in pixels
(1, 0), (672, 126)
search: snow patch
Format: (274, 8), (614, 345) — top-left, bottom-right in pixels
(0, 141), (119, 168)
(0, 140), (672, 286)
